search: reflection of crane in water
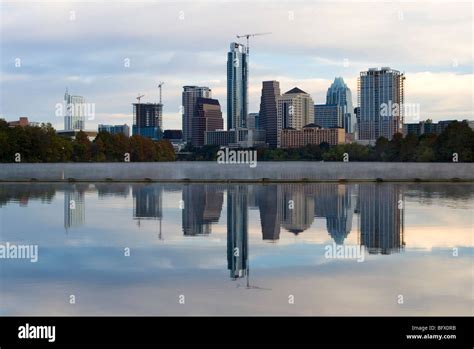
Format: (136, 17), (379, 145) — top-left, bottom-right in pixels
(236, 269), (271, 291)
(235, 257), (271, 291)
(158, 217), (163, 241)
(135, 216), (163, 241)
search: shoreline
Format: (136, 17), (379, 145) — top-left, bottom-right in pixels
(0, 162), (473, 182)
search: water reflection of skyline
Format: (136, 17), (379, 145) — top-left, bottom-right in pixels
(0, 182), (471, 316)
(0, 183), (409, 257)
(129, 183), (404, 258)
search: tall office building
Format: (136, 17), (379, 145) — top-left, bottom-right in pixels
(191, 97), (223, 147)
(326, 77), (356, 134)
(132, 103), (162, 140)
(358, 67), (405, 141)
(276, 87), (314, 147)
(259, 80), (281, 148)
(227, 42), (248, 131)
(64, 89), (85, 131)
(182, 86), (212, 143)
(314, 104), (344, 129)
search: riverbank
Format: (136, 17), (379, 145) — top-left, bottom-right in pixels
(0, 162), (472, 182)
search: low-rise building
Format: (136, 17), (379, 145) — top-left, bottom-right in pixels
(163, 129), (185, 152)
(7, 117), (30, 127)
(98, 124), (130, 137)
(279, 124), (345, 148)
(205, 130), (236, 147)
(57, 130), (98, 142)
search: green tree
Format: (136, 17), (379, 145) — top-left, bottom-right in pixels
(434, 121), (474, 162)
(72, 131), (92, 161)
(414, 133), (436, 162)
(399, 133), (418, 161)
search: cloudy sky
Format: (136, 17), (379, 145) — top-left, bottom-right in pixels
(0, 0), (472, 131)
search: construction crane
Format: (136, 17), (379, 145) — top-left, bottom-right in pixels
(136, 94), (145, 135)
(136, 94), (145, 103)
(236, 32), (271, 55)
(235, 32), (270, 130)
(158, 82), (164, 104)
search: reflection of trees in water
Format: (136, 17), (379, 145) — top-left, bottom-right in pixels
(96, 183), (130, 198)
(401, 183), (474, 208)
(0, 183), (57, 207)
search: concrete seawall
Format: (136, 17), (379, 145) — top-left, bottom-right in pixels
(0, 162), (472, 182)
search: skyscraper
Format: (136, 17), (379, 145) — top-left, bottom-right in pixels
(132, 103), (162, 140)
(227, 42), (248, 131)
(64, 89), (85, 131)
(259, 80), (281, 148)
(182, 86), (212, 143)
(358, 67), (405, 141)
(326, 77), (356, 134)
(191, 97), (223, 147)
(276, 87), (314, 147)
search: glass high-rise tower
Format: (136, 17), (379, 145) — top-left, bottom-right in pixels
(358, 67), (405, 141)
(326, 77), (356, 135)
(64, 89), (85, 131)
(227, 42), (248, 131)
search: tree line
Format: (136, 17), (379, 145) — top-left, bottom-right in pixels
(0, 120), (175, 162)
(181, 121), (474, 162)
(259, 121), (474, 162)
(1, 119), (472, 162)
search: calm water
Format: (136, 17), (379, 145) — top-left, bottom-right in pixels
(0, 182), (472, 316)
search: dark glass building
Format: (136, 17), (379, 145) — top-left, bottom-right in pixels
(258, 80), (281, 148)
(191, 97), (223, 147)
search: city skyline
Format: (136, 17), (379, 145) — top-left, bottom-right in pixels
(0, 1), (472, 133)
